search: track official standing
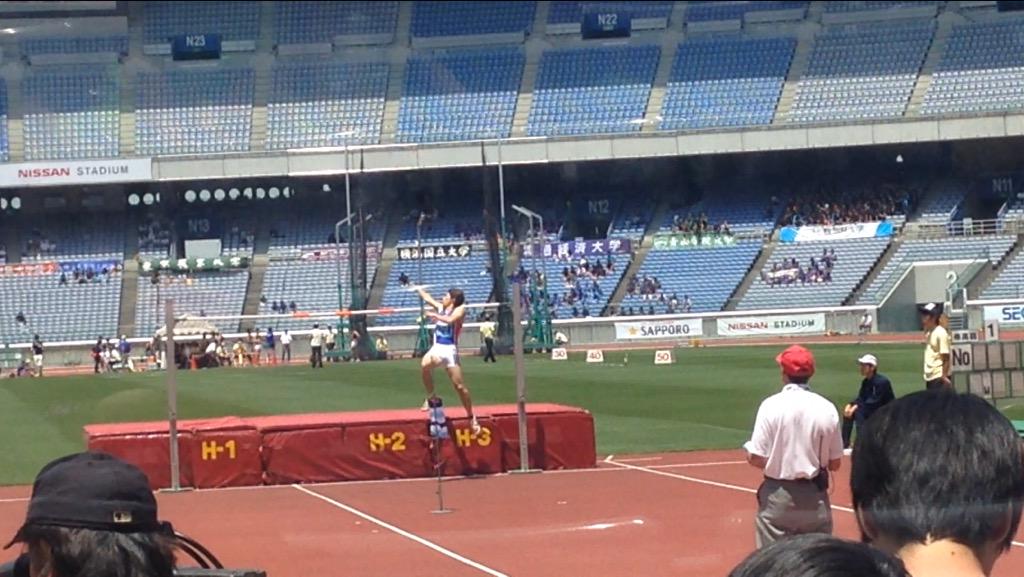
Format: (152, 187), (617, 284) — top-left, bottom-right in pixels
(744, 345), (843, 549)
(481, 315), (497, 363)
(920, 302), (951, 390)
(310, 323), (325, 368)
(842, 354), (894, 453)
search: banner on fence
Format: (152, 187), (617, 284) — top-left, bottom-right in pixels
(0, 158), (152, 187)
(139, 256), (250, 273)
(984, 304), (1024, 325)
(522, 238), (632, 259)
(300, 245), (382, 261)
(59, 259), (121, 274)
(779, 221), (894, 243)
(0, 262), (59, 276)
(614, 318), (703, 340)
(717, 313), (827, 337)
(652, 233), (736, 250)
(396, 244), (472, 261)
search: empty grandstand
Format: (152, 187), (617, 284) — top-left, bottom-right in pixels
(23, 68), (120, 161)
(275, 1), (399, 46)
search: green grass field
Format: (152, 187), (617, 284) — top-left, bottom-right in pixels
(0, 342), (1014, 486)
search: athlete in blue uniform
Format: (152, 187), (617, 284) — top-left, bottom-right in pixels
(417, 286), (480, 434)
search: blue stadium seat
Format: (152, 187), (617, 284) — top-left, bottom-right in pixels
(411, 1), (536, 38)
(686, 1), (807, 22)
(824, 1), (940, 13)
(136, 68), (254, 156)
(143, 1), (260, 45)
(984, 249), (1024, 300)
(660, 37), (795, 130)
(548, 2), (673, 24)
(380, 254), (493, 325)
(922, 20), (1024, 116)
(135, 272), (249, 336)
(739, 238), (889, 309)
(0, 273), (121, 343)
(791, 20), (934, 123)
(528, 45), (660, 136)
(21, 36), (128, 57)
(0, 80), (9, 162)
(397, 48), (524, 143)
(22, 68), (120, 161)
(275, 1), (399, 45)
(268, 62), (388, 149)
(620, 242), (763, 314)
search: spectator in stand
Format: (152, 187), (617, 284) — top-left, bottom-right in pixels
(280, 330), (292, 363)
(289, 301), (298, 313)
(683, 295), (693, 313)
(851, 392), (1024, 577)
(399, 272), (410, 287)
(16, 311), (27, 328)
(59, 271), (67, 286)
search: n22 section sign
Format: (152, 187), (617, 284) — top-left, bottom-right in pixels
(614, 319), (702, 340)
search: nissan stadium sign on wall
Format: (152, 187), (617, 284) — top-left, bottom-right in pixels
(0, 158), (152, 187)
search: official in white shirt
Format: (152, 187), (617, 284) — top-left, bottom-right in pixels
(744, 345), (844, 549)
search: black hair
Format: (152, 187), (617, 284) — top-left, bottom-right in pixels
(448, 288), (465, 307)
(851, 391), (1024, 554)
(787, 375), (810, 385)
(22, 525), (175, 577)
(729, 534), (909, 577)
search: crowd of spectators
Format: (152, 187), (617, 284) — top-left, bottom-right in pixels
(781, 183), (915, 227)
(671, 212), (732, 237)
(622, 272), (693, 315)
(59, 264), (120, 286)
(261, 295), (297, 314)
(761, 248), (836, 287)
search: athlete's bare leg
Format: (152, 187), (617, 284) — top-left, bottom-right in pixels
(420, 354), (439, 409)
(446, 365), (480, 433)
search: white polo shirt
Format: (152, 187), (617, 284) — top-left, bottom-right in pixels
(744, 384), (843, 481)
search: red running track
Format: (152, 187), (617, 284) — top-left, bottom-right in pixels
(2, 450), (1024, 577)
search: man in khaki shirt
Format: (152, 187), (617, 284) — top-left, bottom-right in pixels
(480, 315), (497, 363)
(919, 302), (951, 391)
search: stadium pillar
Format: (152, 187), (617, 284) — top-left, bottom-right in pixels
(482, 143), (513, 354)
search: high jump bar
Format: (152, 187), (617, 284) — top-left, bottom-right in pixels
(181, 302), (502, 322)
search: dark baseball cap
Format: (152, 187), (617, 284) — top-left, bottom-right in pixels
(918, 302), (944, 317)
(5, 452), (166, 549)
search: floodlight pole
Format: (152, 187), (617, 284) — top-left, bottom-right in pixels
(165, 298), (182, 491)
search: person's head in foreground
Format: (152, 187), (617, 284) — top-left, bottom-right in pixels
(851, 391), (1024, 577)
(919, 302), (943, 331)
(777, 344), (815, 385)
(729, 534), (910, 577)
(5, 452), (176, 577)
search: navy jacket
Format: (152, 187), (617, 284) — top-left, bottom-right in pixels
(852, 372), (895, 420)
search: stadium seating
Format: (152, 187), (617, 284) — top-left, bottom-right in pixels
(379, 253), (493, 325)
(922, 20), (1024, 116)
(0, 81), (9, 162)
(0, 273), (121, 343)
(135, 271), (249, 336)
(528, 45), (660, 136)
(916, 182), (965, 224)
(260, 251), (381, 332)
(790, 20), (934, 122)
(396, 211), (487, 246)
(660, 37), (795, 130)
(23, 68), (120, 160)
(397, 48), (524, 143)
(620, 243), (763, 314)
(136, 68), (254, 156)
(539, 255), (627, 318)
(22, 216), (123, 261)
(738, 238), (889, 310)
(143, 1), (260, 45)
(609, 201), (654, 240)
(410, 1), (536, 38)
(275, 1), (399, 45)
(663, 195), (777, 234)
(859, 236), (1016, 304)
(983, 248), (1024, 300)
(268, 211), (385, 258)
(823, 1), (940, 13)
(21, 36), (129, 57)
(686, 1), (807, 22)
(548, 2), (673, 24)
(267, 62), (388, 149)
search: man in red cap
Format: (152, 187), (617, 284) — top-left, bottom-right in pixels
(744, 345), (843, 549)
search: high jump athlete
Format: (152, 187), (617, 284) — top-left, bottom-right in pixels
(417, 286), (481, 434)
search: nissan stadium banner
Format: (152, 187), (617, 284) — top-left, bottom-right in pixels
(522, 238), (632, 259)
(652, 233), (736, 250)
(984, 304), (1024, 325)
(139, 256), (250, 273)
(779, 221), (894, 243)
(615, 319), (703, 340)
(397, 244), (472, 261)
(717, 313), (827, 337)
(0, 158), (152, 187)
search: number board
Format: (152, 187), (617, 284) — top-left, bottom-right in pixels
(952, 344), (974, 373)
(582, 11), (631, 39)
(171, 34), (222, 61)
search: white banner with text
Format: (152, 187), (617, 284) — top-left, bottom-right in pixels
(0, 158), (152, 187)
(717, 313), (827, 337)
(614, 319), (703, 340)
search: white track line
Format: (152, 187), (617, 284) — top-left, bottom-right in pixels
(611, 456), (663, 463)
(292, 484), (510, 577)
(608, 460), (1024, 549)
(0, 497), (28, 503)
(648, 460), (747, 469)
